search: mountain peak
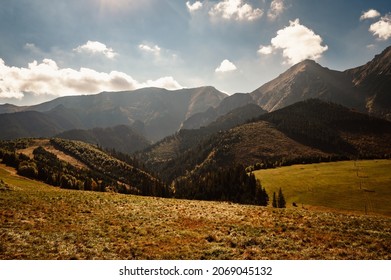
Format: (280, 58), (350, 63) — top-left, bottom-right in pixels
(300, 59), (318, 65)
(294, 59), (324, 71)
(251, 56), (357, 112)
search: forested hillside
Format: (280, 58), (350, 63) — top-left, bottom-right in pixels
(138, 99), (391, 189)
(0, 138), (169, 197)
(56, 125), (150, 154)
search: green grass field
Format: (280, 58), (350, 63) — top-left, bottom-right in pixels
(1, 162), (391, 260)
(254, 160), (391, 216)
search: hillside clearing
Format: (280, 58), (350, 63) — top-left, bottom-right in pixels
(1, 163), (390, 260)
(254, 160), (391, 216)
(17, 139), (88, 169)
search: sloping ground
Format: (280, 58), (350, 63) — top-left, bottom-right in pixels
(140, 99), (391, 184)
(254, 160), (391, 216)
(1, 164), (390, 260)
(1, 138), (167, 196)
(55, 125), (151, 154)
(217, 121), (331, 168)
(17, 139), (88, 169)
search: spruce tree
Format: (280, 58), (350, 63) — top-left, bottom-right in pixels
(272, 192), (277, 208)
(277, 187), (286, 208)
(255, 180), (269, 206)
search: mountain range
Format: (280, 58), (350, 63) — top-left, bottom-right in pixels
(251, 46), (391, 119)
(0, 86), (226, 142)
(187, 46), (391, 130)
(0, 46), (390, 151)
(140, 99), (391, 183)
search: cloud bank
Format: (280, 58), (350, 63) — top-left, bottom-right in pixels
(258, 19), (328, 65)
(0, 58), (183, 100)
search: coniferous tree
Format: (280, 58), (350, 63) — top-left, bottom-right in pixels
(272, 192), (277, 208)
(277, 187), (286, 208)
(255, 180), (269, 206)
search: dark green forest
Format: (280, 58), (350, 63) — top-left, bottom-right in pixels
(174, 164), (269, 206)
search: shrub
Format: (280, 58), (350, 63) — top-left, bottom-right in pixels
(17, 161), (38, 179)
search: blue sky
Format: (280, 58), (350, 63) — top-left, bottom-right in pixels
(0, 0), (390, 105)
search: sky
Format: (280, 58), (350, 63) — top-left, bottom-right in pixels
(0, 0), (390, 105)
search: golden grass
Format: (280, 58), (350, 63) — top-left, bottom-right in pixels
(254, 159), (391, 216)
(1, 163), (390, 260)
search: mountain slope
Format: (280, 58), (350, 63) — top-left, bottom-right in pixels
(0, 138), (167, 196)
(140, 99), (391, 183)
(346, 46), (391, 119)
(251, 59), (363, 112)
(139, 103), (267, 181)
(250, 46), (391, 120)
(257, 99), (391, 156)
(0, 111), (64, 140)
(0, 86), (227, 142)
(0, 103), (27, 114)
(181, 93), (256, 129)
(56, 125), (150, 154)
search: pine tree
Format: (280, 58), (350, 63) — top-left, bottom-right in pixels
(255, 180), (269, 206)
(277, 187), (286, 208)
(272, 192), (277, 208)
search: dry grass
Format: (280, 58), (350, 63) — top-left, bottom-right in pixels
(1, 164), (390, 260)
(17, 139), (89, 169)
(254, 160), (391, 216)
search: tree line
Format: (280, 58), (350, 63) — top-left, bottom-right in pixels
(173, 164), (269, 206)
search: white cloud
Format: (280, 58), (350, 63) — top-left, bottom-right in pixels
(360, 9), (381, 21)
(139, 44), (161, 56)
(74, 41), (118, 59)
(258, 19), (328, 65)
(143, 76), (183, 90)
(267, 0), (285, 20)
(369, 14), (391, 40)
(0, 58), (183, 100)
(186, 1), (203, 12)
(209, 0), (263, 21)
(258, 45), (274, 55)
(215, 59), (237, 73)
(24, 43), (41, 53)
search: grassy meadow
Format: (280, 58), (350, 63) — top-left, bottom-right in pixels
(1, 162), (390, 260)
(254, 160), (391, 216)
